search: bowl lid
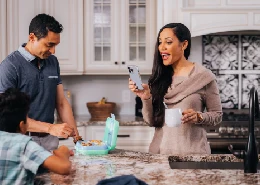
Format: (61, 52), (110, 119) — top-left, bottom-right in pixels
(104, 114), (119, 150)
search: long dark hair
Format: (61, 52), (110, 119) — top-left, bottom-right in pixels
(148, 23), (191, 128)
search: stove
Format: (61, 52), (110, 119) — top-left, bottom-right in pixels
(205, 110), (260, 154)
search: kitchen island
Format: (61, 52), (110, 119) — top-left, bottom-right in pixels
(34, 149), (260, 185)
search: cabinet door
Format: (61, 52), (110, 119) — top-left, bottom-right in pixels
(120, 0), (156, 74)
(0, 0), (7, 62)
(85, 126), (106, 140)
(84, 0), (156, 74)
(84, 0), (119, 74)
(77, 126), (86, 139)
(6, 0), (84, 75)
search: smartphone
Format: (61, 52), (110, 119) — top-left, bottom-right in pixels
(127, 65), (144, 90)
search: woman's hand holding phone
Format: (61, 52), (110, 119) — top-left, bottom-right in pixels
(128, 78), (151, 100)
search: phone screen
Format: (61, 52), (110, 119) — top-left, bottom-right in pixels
(127, 65), (143, 90)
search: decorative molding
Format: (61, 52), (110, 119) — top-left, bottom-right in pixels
(157, 0), (182, 32)
(182, 0), (260, 9)
(188, 13), (249, 36)
(226, 0), (260, 6)
(146, 0), (156, 72)
(6, 0), (19, 55)
(254, 13), (260, 25)
(0, 0), (7, 62)
(185, 0), (222, 8)
(158, 0), (260, 37)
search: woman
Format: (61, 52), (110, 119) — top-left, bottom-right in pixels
(129, 23), (222, 155)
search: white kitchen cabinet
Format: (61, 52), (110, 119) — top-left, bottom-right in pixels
(58, 126), (86, 149)
(158, 0), (260, 37)
(5, 0), (84, 75)
(84, 0), (157, 75)
(85, 125), (155, 153)
(0, 0), (7, 62)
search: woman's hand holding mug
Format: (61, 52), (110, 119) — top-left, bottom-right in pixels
(182, 109), (199, 124)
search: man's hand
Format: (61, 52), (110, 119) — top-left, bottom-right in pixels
(48, 123), (74, 138)
(73, 135), (83, 144)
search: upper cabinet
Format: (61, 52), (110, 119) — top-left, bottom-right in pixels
(2, 0), (156, 75)
(84, 0), (157, 75)
(158, 0), (260, 37)
(6, 0), (84, 75)
(0, 0), (7, 62)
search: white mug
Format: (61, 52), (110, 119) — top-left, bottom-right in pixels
(165, 108), (182, 127)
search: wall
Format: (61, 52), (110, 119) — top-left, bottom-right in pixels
(62, 36), (203, 116)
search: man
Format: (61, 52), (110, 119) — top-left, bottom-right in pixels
(0, 13), (79, 151)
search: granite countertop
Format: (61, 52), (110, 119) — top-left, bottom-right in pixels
(75, 115), (147, 127)
(35, 149), (260, 185)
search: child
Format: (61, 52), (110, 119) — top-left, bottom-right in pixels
(0, 88), (71, 185)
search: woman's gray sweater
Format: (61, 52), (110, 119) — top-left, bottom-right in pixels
(142, 62), (223, 155)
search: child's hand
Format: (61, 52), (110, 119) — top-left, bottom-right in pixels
(54, 145), (70, 158)
(69, 149), (74, 156)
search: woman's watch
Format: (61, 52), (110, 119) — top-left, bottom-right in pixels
(197, 112), (204, 123)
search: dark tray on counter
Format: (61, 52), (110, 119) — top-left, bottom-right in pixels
(169, 161), (260, 169)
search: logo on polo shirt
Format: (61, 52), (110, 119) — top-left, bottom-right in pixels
(48, 76), (58, 79)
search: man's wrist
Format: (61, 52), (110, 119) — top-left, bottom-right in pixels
(47, 124), (53, 134)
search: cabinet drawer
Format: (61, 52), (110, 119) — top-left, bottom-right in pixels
(85, 126), (106, 140)
(85, 125), (155, 153)
(117, 126), (154, 140)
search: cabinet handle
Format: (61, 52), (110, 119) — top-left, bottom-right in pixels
(122, 61), (125, 65)
(114, 61), (118, 65)
(117, 134), (130, 138)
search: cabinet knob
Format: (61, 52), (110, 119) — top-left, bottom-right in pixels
(122, 61), (125, 65)
(114, 61), (118, 65)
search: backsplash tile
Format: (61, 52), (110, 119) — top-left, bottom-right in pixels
(216, 74), (239, 109)
(203, 35), (238, 70)
(242, 74), (260, 108)
(241, 35), (260, 70)
(202, 35), (260, 109)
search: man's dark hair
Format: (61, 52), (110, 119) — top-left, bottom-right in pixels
(29, 13), (63, 40)
(0, 88), (30, 133)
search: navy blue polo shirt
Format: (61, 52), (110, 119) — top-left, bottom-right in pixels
(0, 44), (62, 124)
